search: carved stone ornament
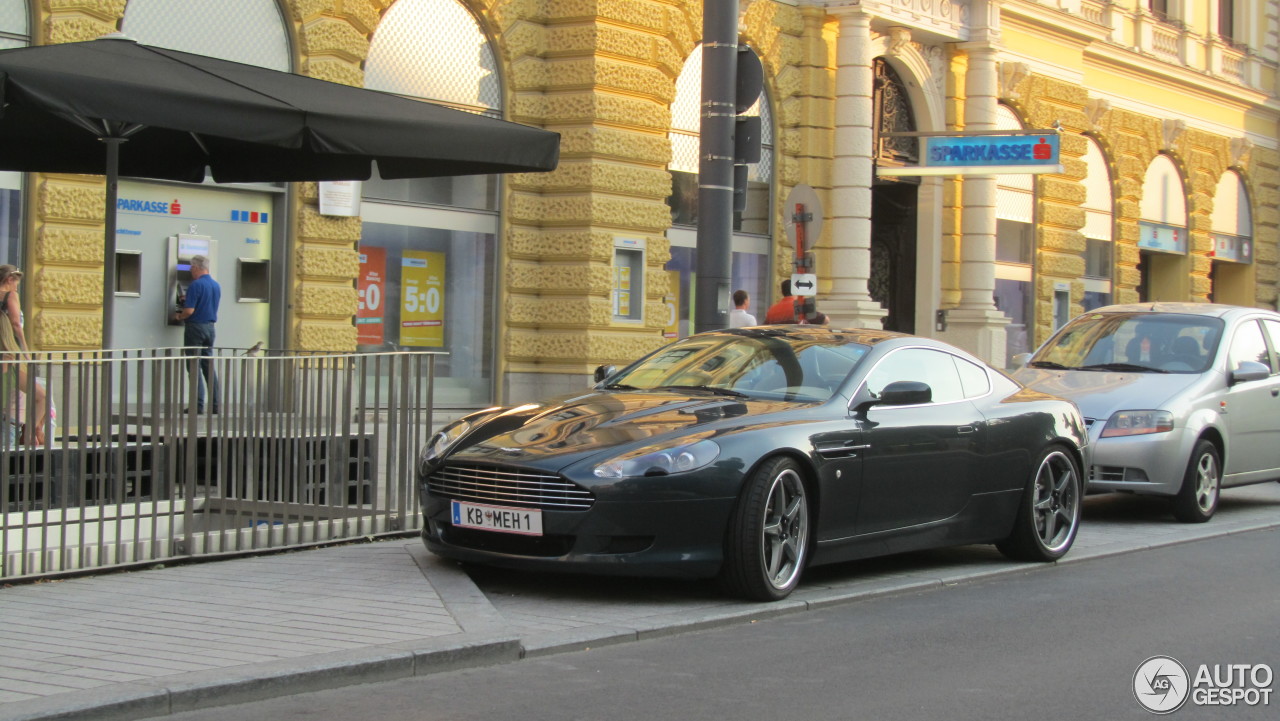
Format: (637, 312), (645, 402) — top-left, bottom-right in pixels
(1229, 137), (1252, 167)
(999, 62), (1030, 100)
(887, 27), (912, 56)
(1162, 119), (1187, 151)
(1085, 98), (1111, 131)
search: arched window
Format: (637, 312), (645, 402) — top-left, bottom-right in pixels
(1082, 137), (1114, 310)
(357, 0), (503, 407)
(1137, 154), (1188, 301)
(665, 47), (774, 338)
(1209, 171), (1253, 302)
(121, 0), (290, 70)
(0, 0), (26, 268)
(109, 0), (291, 352)
(994, 105), (1033, 365)
(363, 0), (498, 211)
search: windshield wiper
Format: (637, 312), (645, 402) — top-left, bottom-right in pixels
(602, 383), (640, 390)
(659, 384), (749, 398)
(1076, 362), (1168, 373)
(1028, 360), (1071, 370)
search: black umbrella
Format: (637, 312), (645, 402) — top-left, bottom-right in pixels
(0, 35), (560, 345)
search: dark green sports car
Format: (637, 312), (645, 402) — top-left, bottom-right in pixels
(418, 326), (1088, 601)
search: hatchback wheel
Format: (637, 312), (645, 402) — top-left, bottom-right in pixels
(719, 457), (810, 601)
(997, 446), (1081, 562)
(1173, 439), (1219, 523)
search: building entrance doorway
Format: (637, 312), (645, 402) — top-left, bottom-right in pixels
(870, 182), (918, 333)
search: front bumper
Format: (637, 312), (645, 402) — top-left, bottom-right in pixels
(421, 493), (738, 579)
(1086, 426), (1194, 497)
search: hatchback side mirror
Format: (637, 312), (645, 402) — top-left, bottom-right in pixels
(1011, 352), (1032, 368)
(593, 364), (617, 384)
(1229, 360), (1270, 386)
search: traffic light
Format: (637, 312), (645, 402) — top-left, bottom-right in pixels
(733, 46), (763, 212)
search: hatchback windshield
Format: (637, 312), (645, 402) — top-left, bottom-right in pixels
(1030, 312), (1224, 373)
(604, 333), (870, 401)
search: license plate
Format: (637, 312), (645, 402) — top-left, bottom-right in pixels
(451, 500), (543, 536)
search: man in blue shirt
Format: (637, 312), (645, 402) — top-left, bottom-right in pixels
(172, 254), (221, 414)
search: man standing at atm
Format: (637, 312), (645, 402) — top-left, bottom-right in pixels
(172, 254), (221, 414)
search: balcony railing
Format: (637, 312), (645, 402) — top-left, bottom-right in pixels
(1, 348), (439, 581)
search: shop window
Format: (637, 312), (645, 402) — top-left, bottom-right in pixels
(1082, 137), (1114, 310)
(0, 2), (27, 266)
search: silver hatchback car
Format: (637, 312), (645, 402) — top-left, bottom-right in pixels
(1013, 303), (1280, 522)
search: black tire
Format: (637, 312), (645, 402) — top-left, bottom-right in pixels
(719, 456), (811, 601)
(997, 446), (1082, 562)
(1172, 439), (1220, 523)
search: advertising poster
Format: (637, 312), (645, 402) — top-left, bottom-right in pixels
(356, 246), (386, 345)
(400, 250), (445, 347)
(663, 270), (681, 339)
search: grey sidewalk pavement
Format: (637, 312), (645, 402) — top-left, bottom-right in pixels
(2, 484), (1279, 721)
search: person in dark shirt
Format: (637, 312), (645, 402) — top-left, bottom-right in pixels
(763, 279), (799, 324)
(172, 255), (221, 414)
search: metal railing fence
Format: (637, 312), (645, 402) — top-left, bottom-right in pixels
(1, 348), (437, 581)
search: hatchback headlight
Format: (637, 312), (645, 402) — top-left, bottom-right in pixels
(420, 420), (471, 469)
(593, 439), (720, 479)
(1100, 410), (1174, 437)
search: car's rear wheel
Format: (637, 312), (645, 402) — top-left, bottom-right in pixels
(997, 446), (1082, 562)
(719, 456), (810, 601)
(1173, 439), (1219, 523)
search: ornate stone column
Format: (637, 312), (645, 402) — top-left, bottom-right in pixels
(940, 40), (1008, 365)
(824, 8), (888, 328)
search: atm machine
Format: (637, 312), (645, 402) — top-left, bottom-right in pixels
(167, 234), (216, 326)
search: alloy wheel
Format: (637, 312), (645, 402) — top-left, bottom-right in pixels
(759, 468), (809, 590)
(1032, 450), (1080, 553)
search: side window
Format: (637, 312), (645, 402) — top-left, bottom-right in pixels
(953, 356), (992, 399)
(1262, 319), (1280, 373)
(1227, 320), (1270, 373)
(864, 348), (964, 404)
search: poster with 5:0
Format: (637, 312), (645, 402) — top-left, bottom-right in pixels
(400, 250), (445, 347)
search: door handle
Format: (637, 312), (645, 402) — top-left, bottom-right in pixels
(1272, 388), (1279, 397)
(956, 425), (975, 434)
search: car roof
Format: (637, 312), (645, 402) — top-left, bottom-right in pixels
(708, 325), (909, 346)
(1083, 302), (1279, 319)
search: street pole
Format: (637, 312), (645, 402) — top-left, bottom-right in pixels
(694, 0), (738, 333)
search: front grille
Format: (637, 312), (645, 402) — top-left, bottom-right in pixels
(428, 463), (595, 510)
(1092, 465), (1127, 482)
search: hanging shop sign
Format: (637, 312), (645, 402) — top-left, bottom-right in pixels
(400, 250), (445, 347)
(876, 130), (1062, 177)
(1210, 234), (1253, 264)
(1138, 221), (1187, 255)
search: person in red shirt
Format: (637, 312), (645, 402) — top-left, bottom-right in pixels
(763, 279), (799, 324)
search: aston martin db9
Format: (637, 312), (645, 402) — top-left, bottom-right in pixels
(418, 326), (1088, 601)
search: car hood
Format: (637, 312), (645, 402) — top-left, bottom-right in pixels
(446, 389), (819, 471)
(1012, 367), (1197, 419)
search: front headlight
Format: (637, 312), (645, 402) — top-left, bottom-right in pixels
(593, 439), (720, 479)
(1100, 410), (1174, 438)
(419, 420), (472, 469)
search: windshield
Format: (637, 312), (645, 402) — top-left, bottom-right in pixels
(604, 334), (870, 402)
(1031, 312), (1223, 374)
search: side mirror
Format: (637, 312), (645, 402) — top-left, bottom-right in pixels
(593, 364), (617, 384)
(1011, 352), (1032, 368)
(879, 380), (932, 406)
(1229, 360), (1270, 386)
(853, 380), (932, 414)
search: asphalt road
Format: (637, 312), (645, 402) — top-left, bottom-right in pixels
(160, 527), (1279, 721)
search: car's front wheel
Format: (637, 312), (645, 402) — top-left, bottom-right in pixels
(997, 446), (1082, 562)
(719, 456), (810, 601)
(1172, 439), (1220, 523)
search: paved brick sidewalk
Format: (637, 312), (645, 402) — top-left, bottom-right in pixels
(1, 483), (1277, 721)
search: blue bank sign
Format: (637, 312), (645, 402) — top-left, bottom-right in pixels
(878, 131), (1063, 177)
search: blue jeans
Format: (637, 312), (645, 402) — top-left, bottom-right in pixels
(183, 322), (219, 411)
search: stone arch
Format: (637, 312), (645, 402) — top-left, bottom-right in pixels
(870, 34), (945, 133)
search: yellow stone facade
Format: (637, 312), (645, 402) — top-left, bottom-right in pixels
(18, 0), (1280, 401)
